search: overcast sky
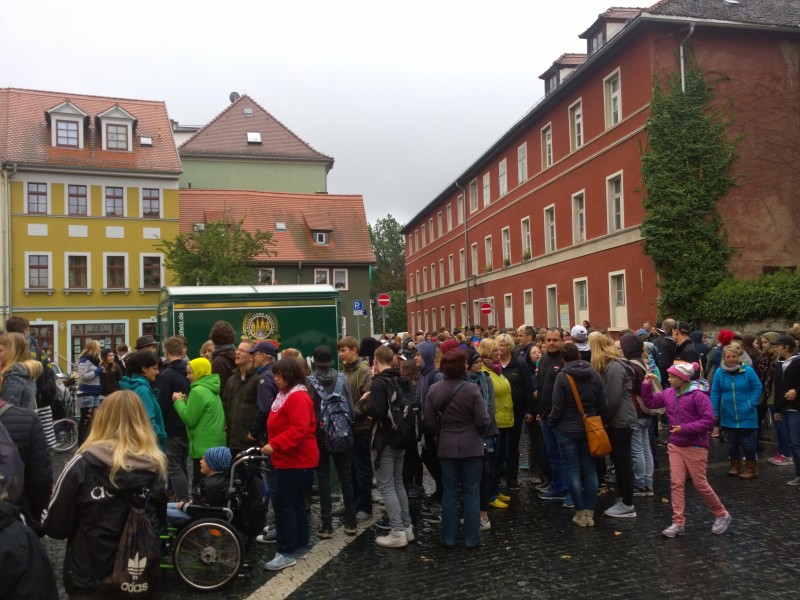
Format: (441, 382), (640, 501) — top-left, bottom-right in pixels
(2, 0), (647, 225)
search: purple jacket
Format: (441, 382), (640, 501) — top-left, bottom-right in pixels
(641, 381), (714, 448)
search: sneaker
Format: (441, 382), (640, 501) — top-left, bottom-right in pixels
(538, 489), (566, 501)
(480, 518), (491, 531)
(787, 476), (800, 486)
(407, 485), (426, 499)
(344, 522), (357, 536)
(604, 500), (637, 518)
(319, 525), (333, 539)
(711, 512), (732, 535)
(374, 515), (392, 530)
(404, 524), (415, 543)
(496, 492), (511, 502)
(291, 547), (309, 560)
(662, 523), (685, 538)
(488, 498), (508, 509)
(356, 510), (372, 521)
(331, 502), (346, 516)
(264, 552), (296, 571)
(530, 475), (543, 485)
(645, 486), (654, 497)
(506, 481), (520, 491)
(633, 488), (648, 497)
(421, 503), (441, 518)
(256, 527), (278, 544)
(562, 498), (575, 509)
(535, 482), (551, 492)
(372, 489), (383, 504)
(375, 529), (408, 548)
(769, 454), (794, 466)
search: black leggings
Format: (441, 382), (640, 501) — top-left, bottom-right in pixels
(607, 427), (634, 506)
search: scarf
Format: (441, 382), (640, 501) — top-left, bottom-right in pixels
(485, 359), (502, 376)
(720, 361), (745, 374)
(272, 383), (307, 412)
(468, 371), (490, 409)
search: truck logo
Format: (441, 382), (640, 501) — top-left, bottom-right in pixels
(243, 312), (280, 343)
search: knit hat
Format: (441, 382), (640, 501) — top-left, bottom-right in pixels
(717, 329), (735, 347)
(440, 338), (461, 355)
(466, 347), (482, 366)
(619, 333), (644, 359)
(667, 361), (699, 382)
(761, 331), (780, 344)
(203, 446), (231, 472)
(189, 357), (212, 380)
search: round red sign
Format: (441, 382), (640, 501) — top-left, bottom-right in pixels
(480, 302), (492, 315)
(377, 293), (391, 307)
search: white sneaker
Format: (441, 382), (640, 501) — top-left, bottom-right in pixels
(480, 518), (491, 531)
(375, 529), (408, 548)
(404, 524), (415, 543)
(661, 523), (685, 538)
(604, 500), (637, 518)
(711, 512), (732, 535)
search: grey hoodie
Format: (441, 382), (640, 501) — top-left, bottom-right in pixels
(600, 359), (637, 429)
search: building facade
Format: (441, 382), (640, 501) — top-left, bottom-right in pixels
(0, 88), (181, 368)
(403, 0), (800, 335)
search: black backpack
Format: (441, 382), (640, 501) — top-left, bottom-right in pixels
(310, 373), (354, 454)
(384, 376), (420, 449)
(0, 402), (25, 504)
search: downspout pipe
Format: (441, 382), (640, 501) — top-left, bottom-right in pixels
(0, 162), (17, 323)
(454, 181), (469, 328)
(680, 22), (696, 93)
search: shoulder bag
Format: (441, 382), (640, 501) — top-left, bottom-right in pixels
(566, 374), (611, 458)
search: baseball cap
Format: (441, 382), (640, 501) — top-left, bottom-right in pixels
(676, 321), (692, 335)
(249, 341), (277, 356)
(773, 334), (797, 348)
(311, 345), (334, 367)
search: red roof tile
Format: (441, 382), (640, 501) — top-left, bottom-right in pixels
(0, 88), (181, 174)
(179, 189), (374, 264)
(179, 95), (333, 165)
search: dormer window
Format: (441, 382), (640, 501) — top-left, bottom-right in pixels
(97, 105), (137, 152)
(46, 101), (88, 149)
(247, 132), (262, 144)
(314, 231), (329, 245)
(589, 30), (605, 55)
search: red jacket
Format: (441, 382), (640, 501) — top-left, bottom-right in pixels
(267, 387), (320, 469)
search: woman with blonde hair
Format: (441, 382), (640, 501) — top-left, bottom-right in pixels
(0, 331), (42, 410)
(200, 340), (215, 361)
(44, 390), (167, 597)
(589, 332), (637, 518)
(76, 339), (104, 444)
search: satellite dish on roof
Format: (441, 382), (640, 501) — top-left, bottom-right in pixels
(229, 92), (241, 103)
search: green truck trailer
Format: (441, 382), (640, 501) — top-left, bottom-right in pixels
(157, 285), (341, 360)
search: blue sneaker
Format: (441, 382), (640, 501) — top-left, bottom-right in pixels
(264, 552), (296, 571)
(538, 489), (566, 501)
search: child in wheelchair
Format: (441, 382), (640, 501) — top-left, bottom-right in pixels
(167, 446), (231, 523)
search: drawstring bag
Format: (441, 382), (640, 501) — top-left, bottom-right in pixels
(566, 374), (611, 458)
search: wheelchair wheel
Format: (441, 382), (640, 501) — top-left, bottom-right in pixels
(51, 417), (79, 453)
(173, 518), (244, 591)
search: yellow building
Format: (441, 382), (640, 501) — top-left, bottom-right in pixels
(0, 88), (181, 369)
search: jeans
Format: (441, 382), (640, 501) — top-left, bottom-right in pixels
(781, 410), (800, 476)
(608, 426), (635, 506)
(555, 429), (598, 511)
(317, 447), (356, 524)
(166, 437), (190, 501)
(540, 420), (566, 494)
(506, 416), (524, 485)
(273, 468), (314, 554)
(374, 446), (410, 531)
(351, 432), (373, 514)
(723, 427), (757, 461)
(441, 456), (482, 547)
(769, 406), (791, 457)
(491, 428), (511, 497)
(631, 417), (654, 489)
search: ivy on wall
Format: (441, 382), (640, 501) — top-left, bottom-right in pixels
(700, 270), (800, 325)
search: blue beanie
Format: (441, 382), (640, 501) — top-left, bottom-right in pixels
(203, 446), (232, 472)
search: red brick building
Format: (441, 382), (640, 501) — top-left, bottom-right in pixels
(403, 0), (800, 334)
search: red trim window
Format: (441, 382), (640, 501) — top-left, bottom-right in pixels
(68, 255), (88, 289)
(142, 256), (161, 288)
(106, 255), (126, 288)
(56, 120), (79, 147)
(27, 183), (47, 214)
(105, 187), (124, 216)
(107, 124), (128, 150)
(142, 188), (160, 218)
(68, 185), (87, 215)
(28, 255), (49, 288)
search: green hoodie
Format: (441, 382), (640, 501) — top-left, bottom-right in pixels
(173, 373), (226, 459)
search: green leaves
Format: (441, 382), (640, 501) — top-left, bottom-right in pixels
(158, 215), (274, 286)
(701, 271), (800, 324)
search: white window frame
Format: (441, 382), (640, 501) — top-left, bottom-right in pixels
(520, 216), (532, 259)
(457, 194), (465, 224)
(101, 119), (133, 152)
(139, 253), (164, 291)
(460, 302), (468, 328)
(431, 307), (437, 332)
(469, 179), (478, 213)
(604, 68), (622, 128)
(446, 203), (452, 232)
(607, 171), (624, 233)
(409, 273), (414, 296)
(448, 254), (454, 285)
(517, 142), (528, 184)
(104, 185), (127, 218)
(415, 229), (420, 250)
(102, 252), (129, 292)
(407, 234), (414, 255)
(25, 251), (53, 290)
(471, 243), (479, 277)
(544, 204), (556, 254)
(64, 252), (92, 291)
(430, 263), (436, 290)
(498, 158), (508, 197)
(258, 268), (275, 284)
(333, 268), (349, 291)
(546, 284), (558, 328)
(523, 288), (534, 325)
(66, 184), (90, 217)
(437, 212), (443, 237)
(25, 182), (50, 215)
(314, 231), (329, 245)
(484, 235), (493, 272)
(421, 223), (427, 247)
(541, 123), (553, 168)
(482, 173), (491, 207)
(439, 259), (445, 287)
(424, 310), (429, 332)
(501, 227), (511, 266)
(423, 267), (428, 292)
(415, 270), (420, 295)
(609, 269), (628, 329)
(572, 190), (586, 244)
(429, 218), (434, 241)
(573, 277), (589, 324)
(459, 248), (466, 281)
(569, 99), (583, 151)
(53, 117), (84, 149)
(314, 268), (329, 285)
(450, 304), (456, 330)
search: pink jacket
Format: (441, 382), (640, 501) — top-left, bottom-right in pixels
(641, 381), (714, 448)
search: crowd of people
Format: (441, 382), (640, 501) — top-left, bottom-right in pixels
(1, 313), (800, 596)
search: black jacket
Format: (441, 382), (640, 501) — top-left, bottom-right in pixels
(775, 353), (800, 413)
(251, 363), (278, 441)
(0, 402), (52, 526)
(44, 448), (166, 596)
(501, 354), (534, 416)
(157, 359), (190, 439)
(537, 350), (564, 417)
(0, 501), (58, 599)
(549, 360), (608, 434)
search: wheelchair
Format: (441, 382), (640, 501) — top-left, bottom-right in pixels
(161, 448), (269, 591)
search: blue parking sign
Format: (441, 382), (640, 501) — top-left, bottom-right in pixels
(353, 300), (363, 311)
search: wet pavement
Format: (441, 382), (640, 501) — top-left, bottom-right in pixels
(45, 433), (799, 599)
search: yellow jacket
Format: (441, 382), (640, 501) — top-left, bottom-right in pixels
(485, 365), (514, 428)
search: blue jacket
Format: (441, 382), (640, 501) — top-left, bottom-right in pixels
(120, 374), (167, 447)
(710, 363), (762, 429)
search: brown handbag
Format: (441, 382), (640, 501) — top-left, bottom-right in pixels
(566, 373), (611, 458)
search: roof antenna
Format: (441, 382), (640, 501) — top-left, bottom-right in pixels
(229, 92), (241, 103)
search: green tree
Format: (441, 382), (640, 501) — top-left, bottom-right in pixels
(369, 215), (406, 296)
(374, 289), (408, 334)
(158, 215), (275, 285)
(640, 53), (738, 321)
